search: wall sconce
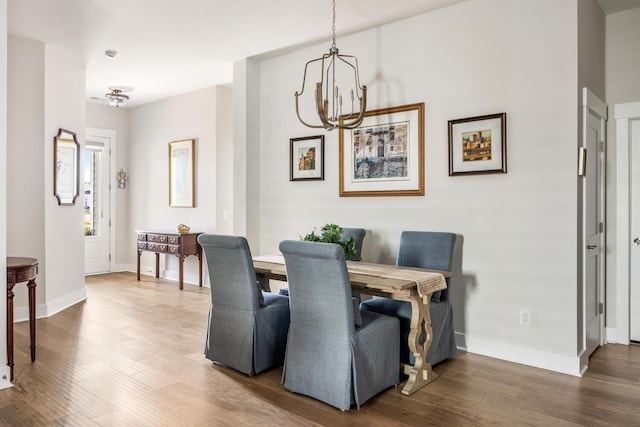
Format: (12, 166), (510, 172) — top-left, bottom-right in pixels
(116, 169), (128, 189)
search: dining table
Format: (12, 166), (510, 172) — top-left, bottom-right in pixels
(252, 255), (451, 396)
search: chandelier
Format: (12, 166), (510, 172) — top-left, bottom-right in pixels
(105, 88), (129, 107)
(294, 0), (367, 131)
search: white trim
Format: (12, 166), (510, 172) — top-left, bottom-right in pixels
(39, 288), (87, 318)
(455, 333), (583, 377)
(85, 127), (117, 273)
(0, 368), (12, 390)
(615, 101), (640, 345)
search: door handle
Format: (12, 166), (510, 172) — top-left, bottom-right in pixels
(634, 238), (640, 246)
(587, 245), (598, 249)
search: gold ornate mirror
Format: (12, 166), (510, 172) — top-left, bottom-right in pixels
(53, 128), (80, 205)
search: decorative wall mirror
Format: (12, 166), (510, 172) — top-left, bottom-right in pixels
(53, 128), (80, 205)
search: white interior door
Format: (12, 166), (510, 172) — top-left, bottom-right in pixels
(630, 117), (640, 342)
(583, 88), (606, 357)
(84, 138), (110, 274)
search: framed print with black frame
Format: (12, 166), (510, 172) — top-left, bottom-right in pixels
(448, 113), (507, 176)
(290, 135), (324, 181)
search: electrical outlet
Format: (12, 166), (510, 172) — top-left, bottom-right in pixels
(520, 309), (531, 326)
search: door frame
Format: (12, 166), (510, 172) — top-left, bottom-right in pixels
(615, 101), (640, 345)
(86, 127), (117, 273)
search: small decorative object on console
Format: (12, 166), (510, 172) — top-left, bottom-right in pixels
(176, 224), (190, 234)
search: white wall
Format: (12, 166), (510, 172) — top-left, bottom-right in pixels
(7, 36), (45, 312)
(127, 87), (231, 285)
(86, 103), (130, 269)
(6, 37), (87, 321)
(0, 0), (10, 388)
(42, 44), (87, 312)
(254, 0), (583, 373)
(215, 86), (233, 234)
(604, 8), (640, 330)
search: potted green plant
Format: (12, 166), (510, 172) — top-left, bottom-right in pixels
(301, 223), (359, 261)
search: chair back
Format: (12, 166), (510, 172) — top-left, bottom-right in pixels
(198, 234), (260, 310)
(279, 240), (355, 335)
(340, 227), (366, 260)
(396, 231), (456, 271)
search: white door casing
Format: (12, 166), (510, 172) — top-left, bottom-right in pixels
(84, 139), (110, 274)
(582, 88), (606, 357)
(615, 101), (640, 344)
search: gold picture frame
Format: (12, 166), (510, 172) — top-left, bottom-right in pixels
(339, 103), (425, 197)
(169, 139), (196, 207)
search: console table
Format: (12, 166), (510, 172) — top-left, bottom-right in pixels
(136, 230), (203, 290)
(6, 257), (38, 382)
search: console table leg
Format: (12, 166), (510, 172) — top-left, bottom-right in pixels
(6, 283), (15, 382)
(27, 280), (36, 362)
(137, 251), (141, 281)
(179, 256), (184, 290)
(155, 253), (160, 278)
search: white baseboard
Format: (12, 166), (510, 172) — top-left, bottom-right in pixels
(0, 366), (12, 389)
(455, 332), (583, 377)
(13, 287), (87, 322)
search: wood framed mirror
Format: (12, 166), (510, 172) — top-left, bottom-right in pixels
(53, 128), (80, 205)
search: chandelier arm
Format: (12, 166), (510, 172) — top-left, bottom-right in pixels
(297, 56), (326, 97)
(295, 93), (330, 129)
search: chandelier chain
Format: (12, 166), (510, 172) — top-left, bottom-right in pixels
(331, 0), (336, 50)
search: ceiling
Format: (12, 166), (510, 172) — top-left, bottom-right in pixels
(8, 0), (640, 108)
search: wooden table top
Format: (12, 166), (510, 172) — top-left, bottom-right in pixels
(7, 257), (39, 268)
(253, 255), (449, 298)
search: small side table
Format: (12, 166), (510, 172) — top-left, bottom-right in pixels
(6, 257), (38, 382)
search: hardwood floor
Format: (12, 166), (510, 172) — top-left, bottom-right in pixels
(2, 272), (640, 426)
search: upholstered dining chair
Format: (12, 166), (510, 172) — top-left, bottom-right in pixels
(360, 231), (457, 367)
(198, 234), (290, 376)
(279, 240), (399, 411)
(278, 227), (365, 297)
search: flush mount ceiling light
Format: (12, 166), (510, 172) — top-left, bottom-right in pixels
(105, 88), (129, 107)
(294, 0), (367, 131)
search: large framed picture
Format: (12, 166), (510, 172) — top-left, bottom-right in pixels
(339, 103), (425, 197)
(169, 139), (195, 207)
(290, 135), (324, 181)
(448, 113), (507, 176)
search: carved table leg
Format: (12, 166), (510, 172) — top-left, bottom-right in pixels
(401, 294), (437, 395)
(6, 281), (15, 381)
(27, 279), (37, 362)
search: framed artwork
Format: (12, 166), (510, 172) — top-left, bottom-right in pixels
(290, 135), (324, 181)
(448, 113), (507, 176)
(53, 128), (80, 206)
(169, 139), (196, 207)
(339, 103), (425, 197)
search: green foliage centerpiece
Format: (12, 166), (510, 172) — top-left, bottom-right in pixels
(301, 223), (359, 261)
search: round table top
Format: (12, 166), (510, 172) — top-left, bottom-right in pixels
(7, 257), (39, 269)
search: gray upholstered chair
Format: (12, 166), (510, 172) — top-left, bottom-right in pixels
(279, 240), (399, 411)
(360, 231), (457, 367)
(278, 227), (365, 297)
(198, 234), (290, 376)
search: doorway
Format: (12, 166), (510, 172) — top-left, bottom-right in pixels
(615, 101), (640, 344)
(85, 127), (117, 275)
